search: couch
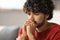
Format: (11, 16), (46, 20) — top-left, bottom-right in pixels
(0, 26), (20, 40)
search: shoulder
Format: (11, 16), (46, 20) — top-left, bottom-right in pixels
(47, 23), (60, 40)
(49, 23), (60, 34)
(51, 23), (60, 40)
(50, 23), (60, 31)
(53, 31), (60, 40)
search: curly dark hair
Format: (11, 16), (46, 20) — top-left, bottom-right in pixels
(23, 0), (54, 20)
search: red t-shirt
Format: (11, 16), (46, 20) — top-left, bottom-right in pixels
(18, 23), (60, 40)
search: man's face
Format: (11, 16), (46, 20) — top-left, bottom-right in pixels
(27, 12), (48, 28)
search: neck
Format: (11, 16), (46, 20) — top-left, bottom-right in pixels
(36, 21), (50, 32)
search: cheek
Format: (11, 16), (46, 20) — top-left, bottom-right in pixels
(34, 16), (44, 23)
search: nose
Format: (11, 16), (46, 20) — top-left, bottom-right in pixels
(29, 13), (34, 21)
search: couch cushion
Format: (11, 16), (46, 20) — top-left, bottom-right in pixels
(0, 26), (20, 40)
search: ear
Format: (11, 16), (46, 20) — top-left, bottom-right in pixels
(45, 14), (49, 19)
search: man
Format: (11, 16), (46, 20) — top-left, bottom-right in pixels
(16, 0), (60, 40)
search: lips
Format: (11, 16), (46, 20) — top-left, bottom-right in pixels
(33, 21), (37, 24)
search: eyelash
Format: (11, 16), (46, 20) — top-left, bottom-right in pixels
(34, 13), (39, 15)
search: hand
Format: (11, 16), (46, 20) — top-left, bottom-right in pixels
(20, 22), (28, 40)
(20, 19), (37, 40)
(26, 19), (36, 36)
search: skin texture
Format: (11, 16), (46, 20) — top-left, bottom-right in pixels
(16, 12), (49, 40)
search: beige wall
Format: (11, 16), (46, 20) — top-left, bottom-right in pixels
(0, 10), (28, 26)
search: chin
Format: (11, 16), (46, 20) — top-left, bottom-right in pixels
(36, 22), (45, 28)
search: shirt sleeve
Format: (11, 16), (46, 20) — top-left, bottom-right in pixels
(18, 28), (22, 37)
(53, 31), (60, 40)
(16, 28), (22, 40)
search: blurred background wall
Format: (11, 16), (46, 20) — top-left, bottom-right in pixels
(0, 0), (60, 26)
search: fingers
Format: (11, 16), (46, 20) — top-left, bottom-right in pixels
(22, 23), (27, 36)
(26, 19), (37, 27)
(22, 19), (36, 36)
(22, 25), (27, 34)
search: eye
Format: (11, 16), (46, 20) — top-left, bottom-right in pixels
(34, 13), (39, 15)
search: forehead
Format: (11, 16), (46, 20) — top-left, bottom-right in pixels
(26, 11), (44, 15)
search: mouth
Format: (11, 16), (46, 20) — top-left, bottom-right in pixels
(33, 21), (37, 24)
(33, 20), (39, 27)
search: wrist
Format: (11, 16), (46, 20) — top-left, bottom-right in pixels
(28, 34), (36, 40)
(21, 34), (28, 40)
